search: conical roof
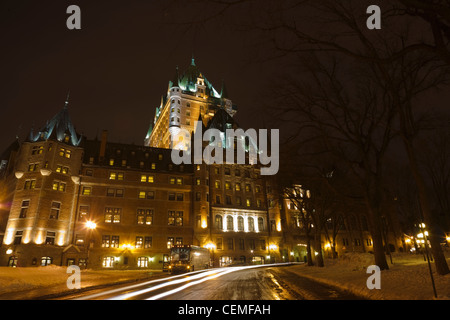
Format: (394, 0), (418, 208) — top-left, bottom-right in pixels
(28, 97), (82, 147)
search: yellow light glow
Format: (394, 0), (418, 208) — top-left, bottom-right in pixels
(4, 230), (14, 245)
(6, 248), (13, 255)
(405, 238), (411, 244)
(204, 242), (216, 250)
(35, 234), (43, 244)
(276, 221), (282, 232)
(268, 244), (278, 251)
(324, 242), (331, 248)
(86, 221), (97, 230)
(201, 220), (207, 229)
(446, 237), (450, 242)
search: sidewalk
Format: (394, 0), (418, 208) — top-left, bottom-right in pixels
(0, 266), (165, 300)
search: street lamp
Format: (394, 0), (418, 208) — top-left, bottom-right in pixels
(204, 242), (216, 267)
(85, 221), (96, 268)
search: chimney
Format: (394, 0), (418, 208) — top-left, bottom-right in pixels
(99, 130), (108, 162)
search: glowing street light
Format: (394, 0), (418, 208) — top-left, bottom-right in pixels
(86, 221), (96, 230)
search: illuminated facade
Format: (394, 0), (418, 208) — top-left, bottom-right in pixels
(0, 58), (403, 269)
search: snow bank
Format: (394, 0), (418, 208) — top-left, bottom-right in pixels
(0, 265), (160, 297)
(293, 251), (450, 300)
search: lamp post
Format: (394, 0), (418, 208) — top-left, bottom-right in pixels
(204, 242), (216, 267)
(85, 221), (96, 268)
(419, 223), (437, 298)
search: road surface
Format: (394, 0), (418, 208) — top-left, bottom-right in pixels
(56, 263), (364, 300)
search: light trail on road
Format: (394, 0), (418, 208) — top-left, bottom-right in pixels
(74, 263), (294, 300)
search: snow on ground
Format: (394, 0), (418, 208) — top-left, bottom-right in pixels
(0, 251), (449, 299)
(292, 250), (450, 300)
(0, 266), (162, 298)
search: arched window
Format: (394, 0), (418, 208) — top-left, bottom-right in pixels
(237, 216), (244, 231)
(248, 217), (255, 232)
(258, 217), (264, 231)
(226, 216), (234, 231)
(215, 215), (223, 230)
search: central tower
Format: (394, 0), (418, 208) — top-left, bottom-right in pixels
(145, 58), (236, 149)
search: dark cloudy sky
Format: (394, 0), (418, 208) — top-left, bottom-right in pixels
(0, 0), (286, 152)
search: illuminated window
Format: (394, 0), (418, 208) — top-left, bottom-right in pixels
(225, 181), (231, 190)
(28, 163), (38, 172)
(41, 256), (52, 266)
(135, 237), (143, 249)
(102, 256), (114, 268)
(168, 211), (183, 226)
(102, 235), (110, 248)
(109, 172), (117, 180)
(137, 209), (153, 225)
(79, 205), (89, 220)
(255, 185), (261, 193)
(82, 187), (92, 196)
(105, 208), (121, 223)
(176, 178), (182, 185)
(59, 148), (71, 158)
(31, 145), (44, 155)
(151, 163), (156, 170)
(235, 183), (241, 191)
(215, 181), (221, 189)
(167, 237), (174, 249)
(137, 257), (148, 268)
(196, 178), (201, 185)
(109, 159), (114, 166)
(246, 198), (251, 207)
(52, 181), (66, 192)
(75, 234), (85, 246)
(111, 236), (119, 248)
(245, 184), (251, 192)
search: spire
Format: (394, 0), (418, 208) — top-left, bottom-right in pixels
(220, 79), (229, 99)
(191, 53), (196, 66)
(170, 66), (179, 88)
(64, 90), (70, 109)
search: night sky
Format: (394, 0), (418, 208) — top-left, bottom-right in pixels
(0, 1), (284, 152)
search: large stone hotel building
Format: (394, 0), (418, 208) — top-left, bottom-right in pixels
(0, 58), (402, 269)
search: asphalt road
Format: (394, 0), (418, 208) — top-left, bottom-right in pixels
(56, 264), (364, 300)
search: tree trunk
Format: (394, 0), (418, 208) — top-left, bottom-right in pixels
(367, 205), (390, 270)
(403, 138), (450, 275)
(306, 236), (314, 266)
